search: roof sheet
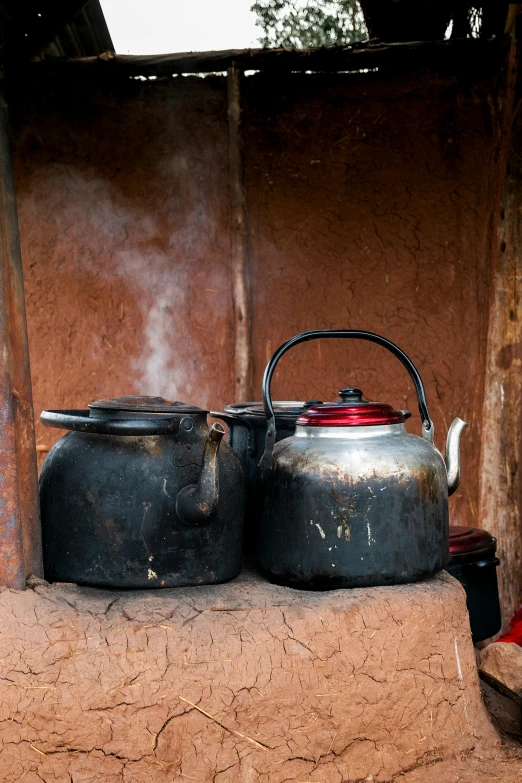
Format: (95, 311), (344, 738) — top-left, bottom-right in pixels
(0, 0), (113, 63)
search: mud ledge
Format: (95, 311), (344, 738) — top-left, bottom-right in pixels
(0, 570), (501, 781)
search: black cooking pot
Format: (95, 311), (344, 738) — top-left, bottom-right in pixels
(211, 400), (320, 552)
(40, 395), (244, 589)
(446, 525), (501, 643)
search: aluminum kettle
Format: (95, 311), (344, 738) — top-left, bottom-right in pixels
(257, 330), (467, 589)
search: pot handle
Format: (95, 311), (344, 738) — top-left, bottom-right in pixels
(259, 329), (433, 473)
(41, 410), (180, 436)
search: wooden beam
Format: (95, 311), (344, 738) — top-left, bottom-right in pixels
(29, 36), (509, 78)
(0, 73), (42, 587)
(478, 28), (522, 627)
(227, 65), (252, 402)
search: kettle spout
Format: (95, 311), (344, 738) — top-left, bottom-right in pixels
(445, 418), (467, 497)
(176, 423), (225, 525)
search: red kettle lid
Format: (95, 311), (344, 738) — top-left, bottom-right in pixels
(296, 388), (409, 427)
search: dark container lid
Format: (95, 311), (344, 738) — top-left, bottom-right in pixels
(223, 400), (321, 421)
(89, 395), (206, 416)
(41, 395), (206, 436)
(449, 525), (497, 558)
(296, 388), (408, 427)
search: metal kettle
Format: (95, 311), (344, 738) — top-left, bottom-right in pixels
(39, 395), (244, 588)
(257, 330), (467, 589)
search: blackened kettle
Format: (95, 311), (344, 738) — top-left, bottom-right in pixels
(210, 400), (320, 552)
(39, 396), (244, 588)
(258, 330), (467, 589)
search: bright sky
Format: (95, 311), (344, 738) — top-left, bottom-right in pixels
(101, 0), (262, 55)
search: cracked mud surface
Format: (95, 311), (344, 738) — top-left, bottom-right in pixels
(397, 745), (522, 782)
(0, 570), (513, 781)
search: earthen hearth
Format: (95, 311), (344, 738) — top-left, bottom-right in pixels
(0, 570), (502, 782)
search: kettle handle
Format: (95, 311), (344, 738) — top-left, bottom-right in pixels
(259, 330), (433, 473)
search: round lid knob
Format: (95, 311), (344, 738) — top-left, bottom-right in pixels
(338, 388), (365, 403)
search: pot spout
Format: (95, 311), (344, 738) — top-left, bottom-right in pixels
(176, 423), (225, 525)
(445, 418), (467, 497)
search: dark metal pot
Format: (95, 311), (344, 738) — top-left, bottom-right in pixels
(210, 401), (319, 548)
(446, 525), (501, 643)
(39, 396), (244, 589)
(257, 329), (467, 590)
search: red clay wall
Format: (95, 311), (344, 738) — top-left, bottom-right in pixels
(10, 65), (506, 527)
(12, 75), (235, 442)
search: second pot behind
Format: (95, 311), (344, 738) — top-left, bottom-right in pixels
(211, 401), (319, 552)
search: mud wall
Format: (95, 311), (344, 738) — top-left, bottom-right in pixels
(244, 69), (506, 528)
(12, 75), (235, 443)
(10, 64), (507, 528)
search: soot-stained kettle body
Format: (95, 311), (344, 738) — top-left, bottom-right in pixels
(39, 396), (244, 588)
(257, 330), (467, 589)
(210, 400), (320, 555)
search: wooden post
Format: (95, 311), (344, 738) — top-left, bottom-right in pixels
(0, 73), (42, 588)
(228, 64), (252, 402)
(478, 31), (522, 626)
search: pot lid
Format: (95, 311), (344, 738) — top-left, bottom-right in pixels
(224, 400), (322, 420)
(88, 395), (207, 415)
(296, 388), (408, 427)
(449, 525), (496, 556)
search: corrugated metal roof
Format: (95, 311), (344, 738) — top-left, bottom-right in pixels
(41, 0), (114, 58)
(0, 0), (113, 63)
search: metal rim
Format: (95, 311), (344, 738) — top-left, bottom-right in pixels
(223, 400), (308, 419)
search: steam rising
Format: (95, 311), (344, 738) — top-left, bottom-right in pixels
(28, 162), (225, 404)
(135, 287), (190, 398)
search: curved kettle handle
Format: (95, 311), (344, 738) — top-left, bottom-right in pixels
(259, 329), (433, 473)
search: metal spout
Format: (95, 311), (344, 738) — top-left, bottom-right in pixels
(176, 423), (225, 525)
(445, 418), (467, 497)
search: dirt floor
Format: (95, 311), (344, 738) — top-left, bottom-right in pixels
(397, 752), (522, 783)
(397, 745), (522, 783)
(399, 682), (522, 783)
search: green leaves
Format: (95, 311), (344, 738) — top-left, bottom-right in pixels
(251, 0), (367, 49)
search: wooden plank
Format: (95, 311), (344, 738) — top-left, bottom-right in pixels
(228, 65), (252, 402)
(29, 37), (508, 77)
(479, 670), (522, 707)
(0, 74), (42, 587)
(478, 29), (522, 626)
